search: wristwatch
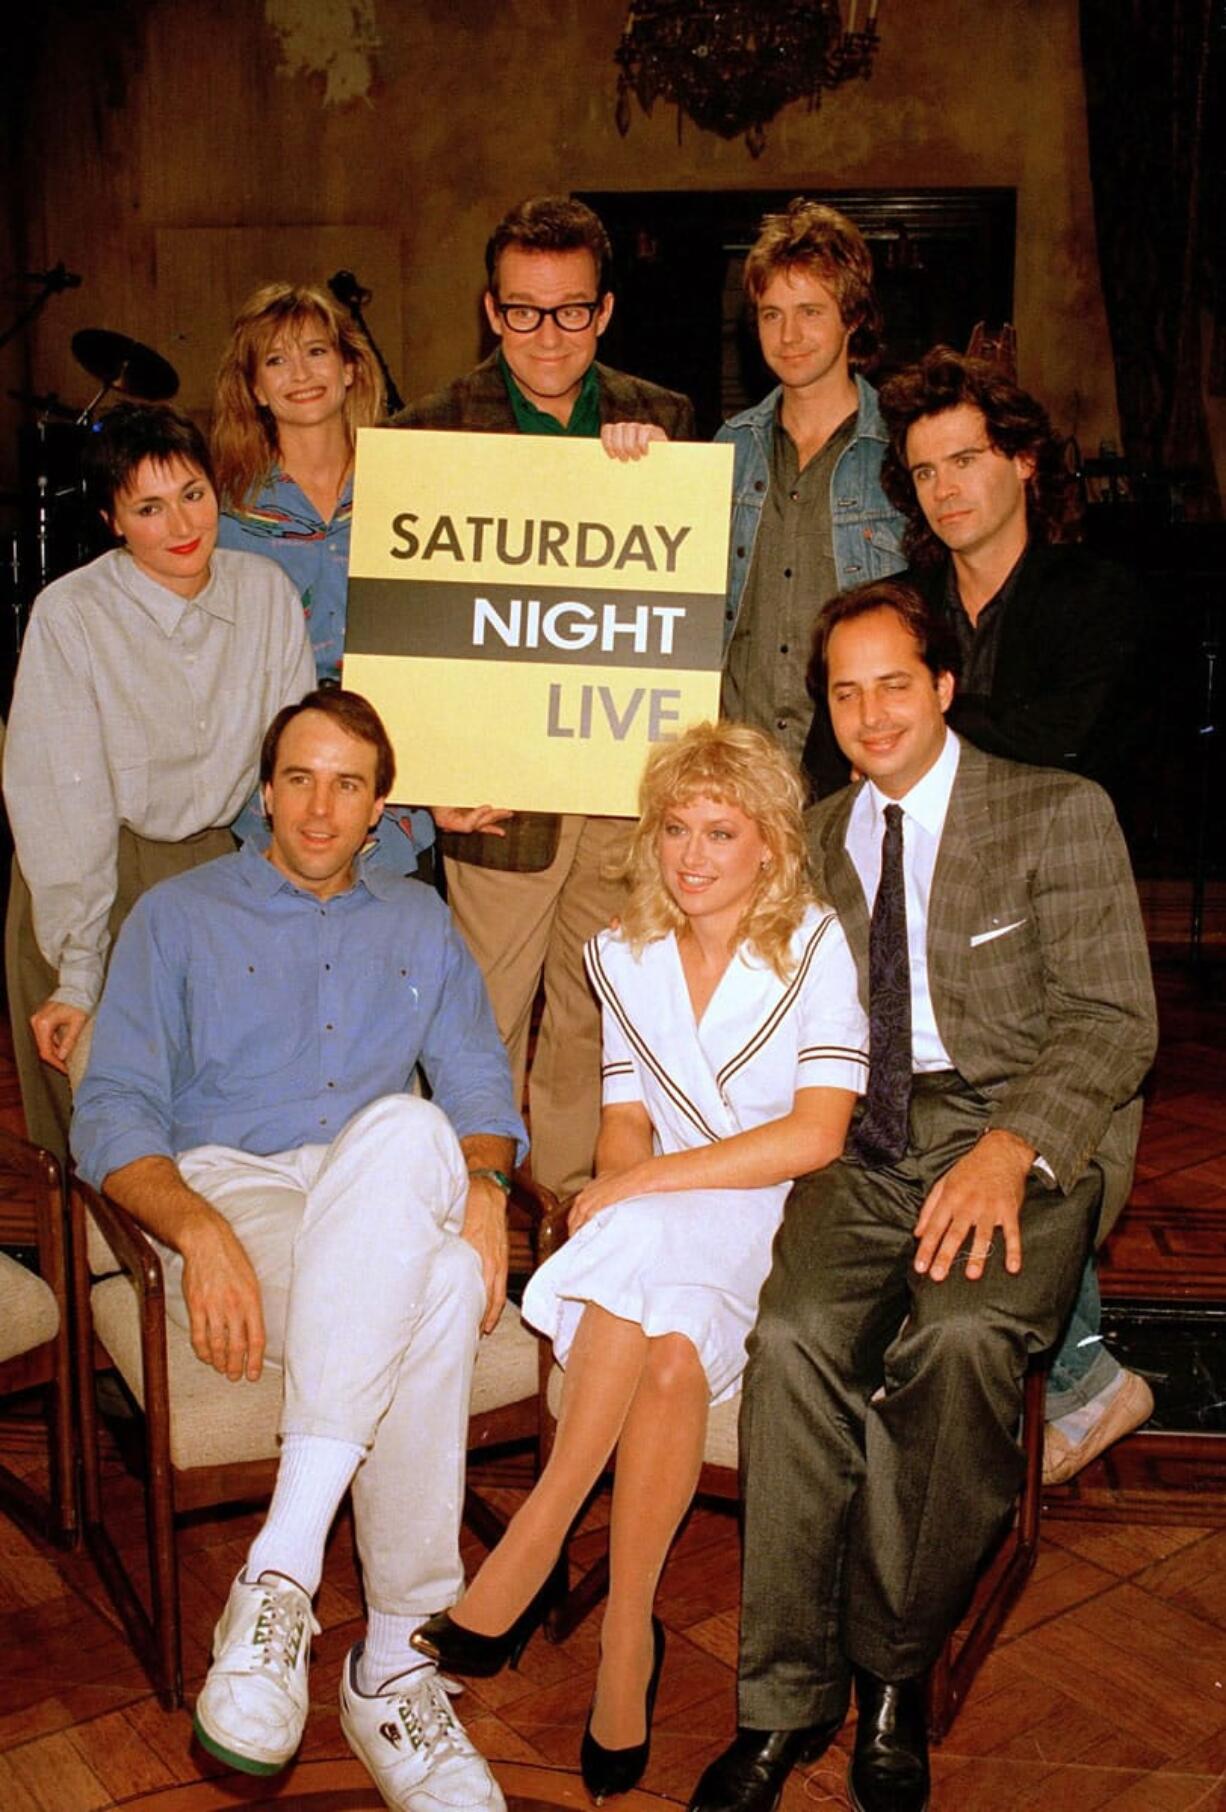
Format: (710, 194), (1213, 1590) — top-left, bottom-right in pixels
(468, 1166), (513, 1195)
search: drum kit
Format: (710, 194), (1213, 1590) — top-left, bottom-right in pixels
(3, 325), (181, 663)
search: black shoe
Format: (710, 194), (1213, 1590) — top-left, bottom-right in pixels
(410, 1566), (563, 1678)
(580, 1616), (665, 1802)
(688, 1721), (842, 1812)
(847, 1669), (929, 1812)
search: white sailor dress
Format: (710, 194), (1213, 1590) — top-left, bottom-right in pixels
(520, 905), (868, 1403)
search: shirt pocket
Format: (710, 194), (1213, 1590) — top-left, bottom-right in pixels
(859, 512), (905, 575)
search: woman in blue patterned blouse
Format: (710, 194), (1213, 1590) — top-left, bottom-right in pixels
(211, 283), (434, 870)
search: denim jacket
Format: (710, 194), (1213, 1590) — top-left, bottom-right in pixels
(716, 373), (906, 646)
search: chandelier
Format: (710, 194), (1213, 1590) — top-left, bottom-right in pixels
(614, 1), (882, 157)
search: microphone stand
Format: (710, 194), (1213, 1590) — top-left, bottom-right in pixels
(0, 265), (76, 354)
(328, 269), (405, 414)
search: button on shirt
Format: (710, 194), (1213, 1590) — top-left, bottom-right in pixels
(70, 841), (527, 1184)
(845, 729), (961, 1072)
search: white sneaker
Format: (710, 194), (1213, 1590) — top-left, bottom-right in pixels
(340, 1644), (507, 1812)
(193, 1570), (320, 1775)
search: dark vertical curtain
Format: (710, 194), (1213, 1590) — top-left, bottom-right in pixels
(1079, 0), (1221, 517)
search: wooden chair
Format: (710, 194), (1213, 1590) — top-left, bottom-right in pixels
(538, 1269), (1046, 1743)
(70, 1166), (553, 1708)
(0, 1128), (76, 1545)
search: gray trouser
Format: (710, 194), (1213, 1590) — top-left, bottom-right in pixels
(737, 1074), (1098, 1728)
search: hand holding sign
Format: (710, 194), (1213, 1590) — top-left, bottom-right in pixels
(430, 804), (514, 836)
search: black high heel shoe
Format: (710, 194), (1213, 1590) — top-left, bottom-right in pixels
(580, 1616), (666, 1803)
(410, 1563), (565, 1678)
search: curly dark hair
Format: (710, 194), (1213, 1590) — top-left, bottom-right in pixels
(878, 347), (1082, 567)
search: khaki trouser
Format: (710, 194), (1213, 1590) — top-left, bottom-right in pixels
(5, 825), (235, 1160)
(444, 813), (630, 1199)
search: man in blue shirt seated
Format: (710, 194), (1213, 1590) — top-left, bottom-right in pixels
(73, 688), (526, 1812)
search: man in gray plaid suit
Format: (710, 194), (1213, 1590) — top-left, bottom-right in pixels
(692, 578), (1156, 1812)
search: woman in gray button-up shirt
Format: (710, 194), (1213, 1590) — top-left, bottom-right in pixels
(3, 402), (314, 1158)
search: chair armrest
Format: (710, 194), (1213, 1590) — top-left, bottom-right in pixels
(0, 1127), (64, 1259)
(70, 1175), (165, 1303)
(510, 1168), (571, 1269)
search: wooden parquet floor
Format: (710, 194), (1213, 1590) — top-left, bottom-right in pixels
(0, 957), (1224, 1811)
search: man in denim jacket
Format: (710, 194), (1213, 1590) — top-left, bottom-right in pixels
(718, 200), (905, 775)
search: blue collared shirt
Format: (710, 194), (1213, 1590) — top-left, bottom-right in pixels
(71, 841), (526, 1185)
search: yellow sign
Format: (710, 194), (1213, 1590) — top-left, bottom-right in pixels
(344, 428), (732, 814)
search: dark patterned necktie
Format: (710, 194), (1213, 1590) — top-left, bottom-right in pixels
(852, 803), (913, 1166)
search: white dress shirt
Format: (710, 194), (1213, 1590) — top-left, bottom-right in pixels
(845, 728), (961, 1072)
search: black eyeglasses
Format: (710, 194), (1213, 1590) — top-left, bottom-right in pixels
(494, 300), (602, 333)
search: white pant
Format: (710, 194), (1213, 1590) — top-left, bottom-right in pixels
(159, 1094), (485, 1615)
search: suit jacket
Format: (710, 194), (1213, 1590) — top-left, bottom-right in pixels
(915, 542), (1144, 801)
(394, 354), (696, 872)
(803, 541), (1144, 804)
(807, 738), (1157, 1239)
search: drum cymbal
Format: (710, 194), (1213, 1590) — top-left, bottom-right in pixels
(71, 329), (179, 401)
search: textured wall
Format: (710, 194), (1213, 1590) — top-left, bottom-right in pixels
(11, 0), (1119, 468)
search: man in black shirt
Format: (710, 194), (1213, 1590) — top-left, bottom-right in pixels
(869, 346), (1152, 1485)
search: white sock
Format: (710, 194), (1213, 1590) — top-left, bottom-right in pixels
(246, 1432), (364, 1597)
(1050, 1365), (1126, 1445)
(358, 1610), (431, 1695)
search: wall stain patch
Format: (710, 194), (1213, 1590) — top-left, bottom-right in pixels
(264, 0), (380, 107)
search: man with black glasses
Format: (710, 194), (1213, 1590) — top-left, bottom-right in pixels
(397, 196), (694, 1205)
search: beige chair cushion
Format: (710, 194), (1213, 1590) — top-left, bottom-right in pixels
(0, 1251), (60, 1362)
(92, 1273), (283, 1470)
(470, 1302), (540, 1415)
(91, 1278), (541, 1472)
(547, 1361), (741, 1472)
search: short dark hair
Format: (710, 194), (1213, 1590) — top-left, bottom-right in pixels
(879, 347), (1081, 566)
(808, 578), (963, 701)
(743, 198), (882, 370)
(260, 688), (396, 799)
(85, 402), (215, 521)
(485, 196), (613, 298)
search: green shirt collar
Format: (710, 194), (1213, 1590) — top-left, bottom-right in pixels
(499, 352), (601, 437)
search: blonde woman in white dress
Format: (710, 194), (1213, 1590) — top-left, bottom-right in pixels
(413, 722), (868, 1799)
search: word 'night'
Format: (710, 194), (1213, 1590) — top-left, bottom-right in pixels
(473, 597), (685, 655)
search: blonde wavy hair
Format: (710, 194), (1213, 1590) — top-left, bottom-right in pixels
(211, 282), (386, 508)
(617, 722), (815, 979)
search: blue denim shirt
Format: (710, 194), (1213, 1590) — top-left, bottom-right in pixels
(716, 373), (906, 646)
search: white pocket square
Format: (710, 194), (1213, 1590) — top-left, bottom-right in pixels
(969, 918), (1028, 948)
